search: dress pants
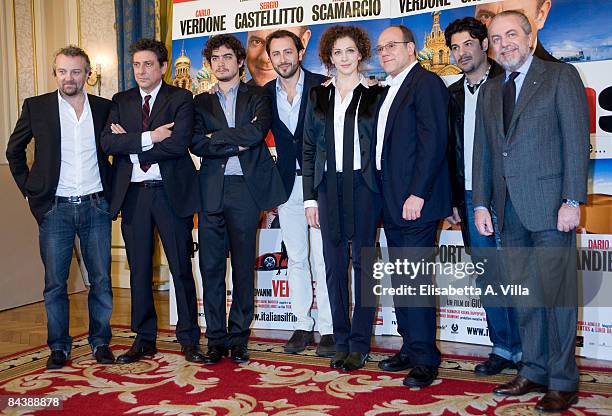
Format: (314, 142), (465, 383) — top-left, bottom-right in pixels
(465, 191), (521, 362)
(121, 183), (200, 347)
(383, 213), (441, 368)
(500, 193), (578, 392)
(199, 176), (261, 348)
(277, 176), (333, 335)
(318, 171), (381, 354)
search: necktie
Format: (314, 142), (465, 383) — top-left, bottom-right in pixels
(503, 72), (520, 135)
(341, 86), (362, 241)
(140, 95), (152, 172)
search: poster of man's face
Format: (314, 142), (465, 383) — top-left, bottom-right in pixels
(246, 26), (312, 86)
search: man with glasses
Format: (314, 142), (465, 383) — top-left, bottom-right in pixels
(191, 34), (285, 365)
(374, 25), (451, 388)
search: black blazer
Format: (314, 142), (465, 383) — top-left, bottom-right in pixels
(378, 63), (452, 228)
(264, 69), (327, 198)
(100, 82), (200, 218)
(302, 83), (383, 203)
(447, 59), (503, 249)
(191, 82), (286, 213)
(6, 92), (113, 224)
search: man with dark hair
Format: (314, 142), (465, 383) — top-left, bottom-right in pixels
(6, 45), (115, 369)
(444, 17), (521, 376)
(100, 38), (203, 364)
(192, 34), (285, 365)
(473, 11), (589, 412)
(262, 30), (334, 356)
(246, 26), (312, 86)
(474, 0), (559, 62)
(374, 25), (451, 388)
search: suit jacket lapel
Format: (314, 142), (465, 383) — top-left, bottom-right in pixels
(50, 91), (62, 177)
(148, 82), (170, 126)
(383, 64), (419, 146)
(211, 90), (229, 129)
(507, 58), (545, 137)
(235, 83), (249, 127)
(295, 71), (317, 137)
(88, 95), (105, 144)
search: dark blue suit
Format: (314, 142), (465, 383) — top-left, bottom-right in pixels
(265, 69), (327, 198)
(378, 63), (451, 367)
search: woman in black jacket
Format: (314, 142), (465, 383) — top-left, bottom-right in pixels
(302, 25), (383, 372)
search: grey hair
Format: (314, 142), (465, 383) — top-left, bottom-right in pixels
(492, 10), (533, 35)
(52, 45), (91, 76)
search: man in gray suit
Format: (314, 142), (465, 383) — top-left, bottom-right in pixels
(472, 10), (589, 413)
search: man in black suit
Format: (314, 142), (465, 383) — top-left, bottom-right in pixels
(191, 34), (285, 365)
(263, 30), (334, 356)
(374, 25), (451, 387)
(6, 45), (115, 368)
(444, 17), (521, 376)
(100, 39), (203, 364)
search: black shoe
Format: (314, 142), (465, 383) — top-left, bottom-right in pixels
(330, 352), (348, 369)
(284, 330), (315, 353)
(315, 334), (336, 357)
(116, 343), (157, 364)
(341, 352), (368, 372)
(182, 345), (206, 363)
(378, 353), (412, 372)
(474, 354), (517, 376)
(230, 345), (249, 363)
(203, 345), (229, 365)
(403, 365), (438, 388)
(46, 350), (68, 369)
(93, 345), (115, 364)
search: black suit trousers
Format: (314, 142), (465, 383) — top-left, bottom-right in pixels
(318, 171), (381, 354)
(121, 184), (200, 347)
(383, 215), (441, 368)
(198, 176), (261, 348)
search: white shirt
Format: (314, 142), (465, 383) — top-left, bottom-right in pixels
(506, 54), (533, 103)
(304, 76), (367, 209)
(56, 91), (103, 197)
(463, 81), (480, 191)
(130, 81), (163, 182)
(376, 60), (419, 170)
(276, 68), (304, 136)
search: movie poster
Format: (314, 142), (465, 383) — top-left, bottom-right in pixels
(169, 0), (612, 359)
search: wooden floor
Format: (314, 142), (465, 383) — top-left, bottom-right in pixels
(1, 288), (611, 370)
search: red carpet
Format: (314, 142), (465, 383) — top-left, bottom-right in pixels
(0, 327), (610, 415)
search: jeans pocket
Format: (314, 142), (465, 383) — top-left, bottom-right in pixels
(92, 199), (112, 218)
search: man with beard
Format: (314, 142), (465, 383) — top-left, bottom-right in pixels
(191, 34), (285, 365)
(473, 11), (589, 412)
(263, 30), (334, 356)
(6, 46), (115, 368)
(444, 17), (521, 376)
(474, 0), (559, 62)
(246, 26), (312, 86)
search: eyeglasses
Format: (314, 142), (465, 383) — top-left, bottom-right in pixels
(375, 41), (411, 55)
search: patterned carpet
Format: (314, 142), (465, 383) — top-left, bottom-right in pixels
(0, 327), (611, 415)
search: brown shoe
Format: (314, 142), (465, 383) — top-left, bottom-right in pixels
(535, 390), (578, 412)
(493, 375), (547, 396)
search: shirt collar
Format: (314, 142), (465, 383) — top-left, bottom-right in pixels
(276, 67), (304, 94)
(385, 60), (418, 87)
(57, 90), (90, 117)
(140, 80), (163, 101)
(330, 74), (369, 89)
(217, 79), (240, 98)
(506, 54), (533, 79)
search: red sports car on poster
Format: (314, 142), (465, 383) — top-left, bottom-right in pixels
(255, 241), (288, 272)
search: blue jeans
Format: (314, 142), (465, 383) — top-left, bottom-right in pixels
(465, 191), (521, 362)
(39, 196), (113, 353)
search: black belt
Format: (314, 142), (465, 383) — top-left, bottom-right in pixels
(55, 191), (104, 204)
(133, 180), (163, 188)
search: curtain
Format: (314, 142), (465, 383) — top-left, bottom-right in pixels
(114, 0), (157, 91)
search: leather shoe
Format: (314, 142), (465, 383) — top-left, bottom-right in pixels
(93, 345), (115, 364)
(474, 354), (516, 376)
(46, 350), (68, 369)
(116, 343), (157, 364)
(330, 352), (348, 369)
(203, 345), (228, 365)
(378, 353), (412, 372)
(284, 330), (314, 353)
(315, 334), (336, 357)
(182, 345), (206, 363)
(230, 345), (249, 363)
(535, 390), (578, 412)
(341, 352), (368, 372)
(403, 365), (438, 388)
(493, 375), (547, 396)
